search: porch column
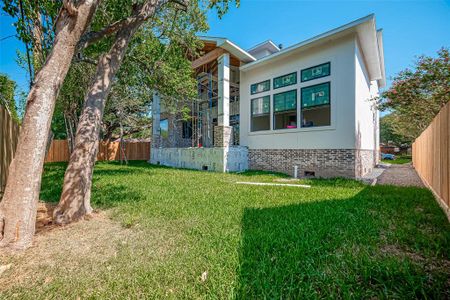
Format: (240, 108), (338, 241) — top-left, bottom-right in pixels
(152, 91), (161, 149)
(214, 53), (232, 147)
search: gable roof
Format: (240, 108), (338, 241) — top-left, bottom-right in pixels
(240, 14), (386, 88)
(198, 36), (256, 63)
(247, 40), (280, 55)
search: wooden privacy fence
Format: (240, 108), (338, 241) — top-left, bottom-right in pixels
(0, 105), (20, 193)
(413, 101), (450, 217)
(45, 140), (150, 163)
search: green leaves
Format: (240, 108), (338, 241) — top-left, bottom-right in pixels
(0, 74), (19, 121)
(380, 48), (450, 141)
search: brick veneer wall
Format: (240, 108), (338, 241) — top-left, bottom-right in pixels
(355, 149), (376, 177)
(249, 149), (376, 178)
(213, 125), (232, 147)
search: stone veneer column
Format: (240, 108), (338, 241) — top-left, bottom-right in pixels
(152, 91), (161, 149)
(214, 53), (232, 147)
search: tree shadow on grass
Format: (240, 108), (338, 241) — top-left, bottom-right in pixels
(237, 185), (450, 299)
(39, 161), (152, 206)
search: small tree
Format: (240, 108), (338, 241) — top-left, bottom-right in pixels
(379, 48), (450, 141)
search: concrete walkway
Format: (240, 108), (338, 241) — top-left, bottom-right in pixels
(376, 163), (425, 187)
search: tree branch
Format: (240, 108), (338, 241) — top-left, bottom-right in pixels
(63, 0), (78, 16)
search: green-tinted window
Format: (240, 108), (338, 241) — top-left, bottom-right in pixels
(251, 96), (270, 115)
(251, 80), (270, 95)
(301, 82), (330, 108)
(301, 62), (330, 82)
(274, 90), (297, 112)
(274, 72), (297, 89)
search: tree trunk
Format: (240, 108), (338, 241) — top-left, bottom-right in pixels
(54, 2), (159, 224)
(0, 0), (99, 250)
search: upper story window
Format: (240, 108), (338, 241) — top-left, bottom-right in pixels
(274, 72), (297, 89)
(251, 80), (270, 95)
(251, 96), (270, 131)
(301, 82), (330, 127)
(273, 90), (297, 130)
(301, 62), (330, 82)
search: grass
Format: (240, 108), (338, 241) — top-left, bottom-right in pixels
(1, 161), (449, 299)
(382, 154), (413, 165)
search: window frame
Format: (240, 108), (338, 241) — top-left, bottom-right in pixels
(250, 79), (271, 95)
(273, 72), (297, 90)
(251, 95), (271, 132)
(301, 62), (331, 83)
(273, 89), (298, 130)
(300, 81), (331, 128)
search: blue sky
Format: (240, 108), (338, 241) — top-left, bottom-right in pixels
(1, 0), (449, 104)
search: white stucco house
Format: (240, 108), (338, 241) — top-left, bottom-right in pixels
(150, 14), (385, 178)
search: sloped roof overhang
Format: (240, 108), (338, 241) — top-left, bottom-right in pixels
(239, 14), (385, 87)
(198, 36), (256, 63)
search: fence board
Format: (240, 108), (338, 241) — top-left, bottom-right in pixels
(44, 140), (150, 163)
(0, 105), (20, 193)
(413, 102), (450, 217)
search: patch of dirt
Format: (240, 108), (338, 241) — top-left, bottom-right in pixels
(0, 210), (136, 291)
(380, 244), (450, 273)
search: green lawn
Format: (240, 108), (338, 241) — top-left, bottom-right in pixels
(382, 154), (413, 165)
(2, 161), (449, 299)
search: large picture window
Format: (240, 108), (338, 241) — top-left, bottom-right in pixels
(301, 82), (330, 127)
(274, 72), (297, 89)
(273, 90), (297, 130)
(251, 80), (270, 95)
(301, 62), (330, 82)
(251, 96), (270, 131)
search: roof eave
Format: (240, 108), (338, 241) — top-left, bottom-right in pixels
(240, 14), (381, 73)
(198, 36), (256, 63)
(376, 29), (386, 88)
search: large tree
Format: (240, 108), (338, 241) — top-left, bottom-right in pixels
(0, 0), (101, 250)
(380, 113), (408, 146)
(379, 48), (450, 141)
(54, 0), (222, 224)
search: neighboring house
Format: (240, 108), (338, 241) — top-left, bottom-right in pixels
(151, 14), (385, 178)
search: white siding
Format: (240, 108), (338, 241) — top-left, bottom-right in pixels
(240, 35), (357, 150)
(354, 41), (379, 151)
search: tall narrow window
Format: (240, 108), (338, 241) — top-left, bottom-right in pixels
(273, 90), (297, 130)
(251, 96), (270, 131)
(301, 82), (331, 127)
(160, 119), (169, 138)
(182, 120), (192, 139)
